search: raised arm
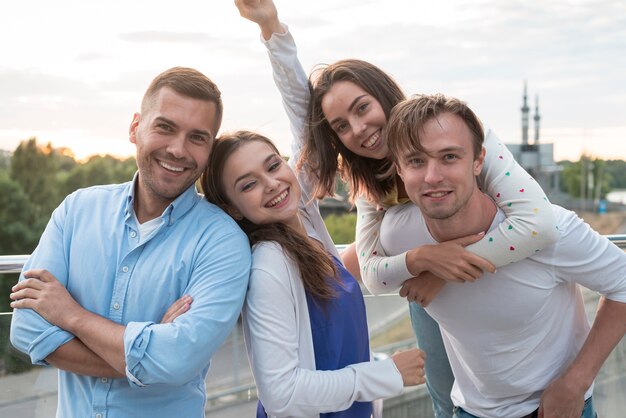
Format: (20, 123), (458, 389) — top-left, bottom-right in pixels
(236, 0), (312, 182)
(243, 243), (421, 416)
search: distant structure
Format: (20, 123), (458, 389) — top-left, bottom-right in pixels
(506, 81), (561, 195)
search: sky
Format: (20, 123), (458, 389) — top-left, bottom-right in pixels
(1, 0), (625, 162)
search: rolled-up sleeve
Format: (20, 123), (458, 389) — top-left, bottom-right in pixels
(10, 197), (76, 365)
(123, 229), (251, 387)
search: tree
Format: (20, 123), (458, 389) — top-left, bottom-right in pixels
(60, 155), (136, 196)
(0, 150), (10, 171)
(0, 174), (39, 374)
(604, 160), (626, 190)
(324, 213), (357, 245)
(560, 155), (612, 199)
(10, 138), (63, 219)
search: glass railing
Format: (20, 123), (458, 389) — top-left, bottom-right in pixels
(1, 236), (625, 417)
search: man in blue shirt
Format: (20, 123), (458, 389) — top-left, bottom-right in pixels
(9, 67), (251, 417)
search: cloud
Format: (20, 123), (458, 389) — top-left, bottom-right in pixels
(119, 31), (214, 44)
(75, 52), (111, 62)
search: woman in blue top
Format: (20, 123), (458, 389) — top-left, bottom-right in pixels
(201, 131), (425, 418)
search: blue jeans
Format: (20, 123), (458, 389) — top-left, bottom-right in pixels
(453, 396), (597, 418)
(409, 302), (455, 418)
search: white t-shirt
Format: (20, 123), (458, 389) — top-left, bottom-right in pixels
(379, 203), (626, 418)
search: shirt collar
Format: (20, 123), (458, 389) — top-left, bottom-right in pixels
(124, 172), (202, 226)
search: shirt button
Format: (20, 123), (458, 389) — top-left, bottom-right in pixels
(95, 414), (102, 418)
(122, 266), (129, 273)
(113, 303), (121, 310)
(130, 231), (137, 238)
(101, 377), (108, 383)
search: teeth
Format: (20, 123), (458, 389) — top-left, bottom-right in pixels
(267, 190), (289, 207)
(428, 192), (448, 198)
(159, 161), (184, 172)
(363, 132), (380, 149)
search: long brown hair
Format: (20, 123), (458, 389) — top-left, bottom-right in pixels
(302, 59), (406, 204)
(201, 130), (338, 301)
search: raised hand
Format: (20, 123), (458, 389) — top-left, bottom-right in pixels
(406, 233), (496, 282)
(234, 0), (283, 39)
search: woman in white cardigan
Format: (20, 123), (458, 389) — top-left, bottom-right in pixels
(201, 131), (425, 418)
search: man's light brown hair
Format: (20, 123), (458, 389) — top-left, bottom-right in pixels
(386, 93), (484, 164)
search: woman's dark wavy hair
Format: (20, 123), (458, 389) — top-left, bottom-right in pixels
(301, 59), (406, 204)
(201, 130), (338, 301)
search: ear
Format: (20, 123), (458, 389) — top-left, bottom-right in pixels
(473, 146), (486, 176)
(129, 113), (141, 144)
(394, 161), (405, 181)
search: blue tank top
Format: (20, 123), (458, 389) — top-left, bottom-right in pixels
(256, 256), (373, 417)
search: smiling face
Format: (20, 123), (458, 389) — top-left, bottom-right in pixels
(396, 112), (485, 220)
(321, 80), (388, 160)
(130, 87), (216, 218)
(220, 140), (302, 230)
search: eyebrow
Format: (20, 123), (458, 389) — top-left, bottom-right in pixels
(154, 116), (213, 138)
(233, 154), (277, 187)
(328, 94), (368, 125)
(402, 146), (466, 160)
(437, 146), (466, 154)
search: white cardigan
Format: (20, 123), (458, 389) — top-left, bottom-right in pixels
(243, 241), (402, 418)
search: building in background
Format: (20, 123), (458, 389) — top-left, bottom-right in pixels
(505, 82), (562, 196)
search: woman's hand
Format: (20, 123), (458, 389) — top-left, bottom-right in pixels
(234, 0), (284, 40)
(391, 348), (426, 386)
(406, 233), (496, 282)
(399, 272), (446, 307)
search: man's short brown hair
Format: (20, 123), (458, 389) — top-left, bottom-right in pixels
(141, 67), (223, 133)
(386, 93), (484, 164)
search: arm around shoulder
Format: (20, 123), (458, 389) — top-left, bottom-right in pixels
(468, 128), (558, 266)
(355, 198), (412, 295)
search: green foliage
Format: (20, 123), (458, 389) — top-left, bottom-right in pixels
(0, 150), (10, 171)
(60, 155), (136, 197)
(0, 173), (40, 254)
(559, 156), (612, 199)
(604, 160), (626, 190)
(324, 213), (357, 245)
(10, 139), (62, 218)
(1, 138), (137, 374)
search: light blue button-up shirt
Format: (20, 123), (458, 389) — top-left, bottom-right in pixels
(10, 175), (251, 418)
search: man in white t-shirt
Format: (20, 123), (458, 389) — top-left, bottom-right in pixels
(381, 93), (626, 418)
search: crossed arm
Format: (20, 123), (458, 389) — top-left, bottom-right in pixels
(10, 269), (192, 377)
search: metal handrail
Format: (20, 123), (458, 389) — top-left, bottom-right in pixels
(1, 236), (625, 410)
(2, 235), (624, 275)
(0, 255), (30, 274)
